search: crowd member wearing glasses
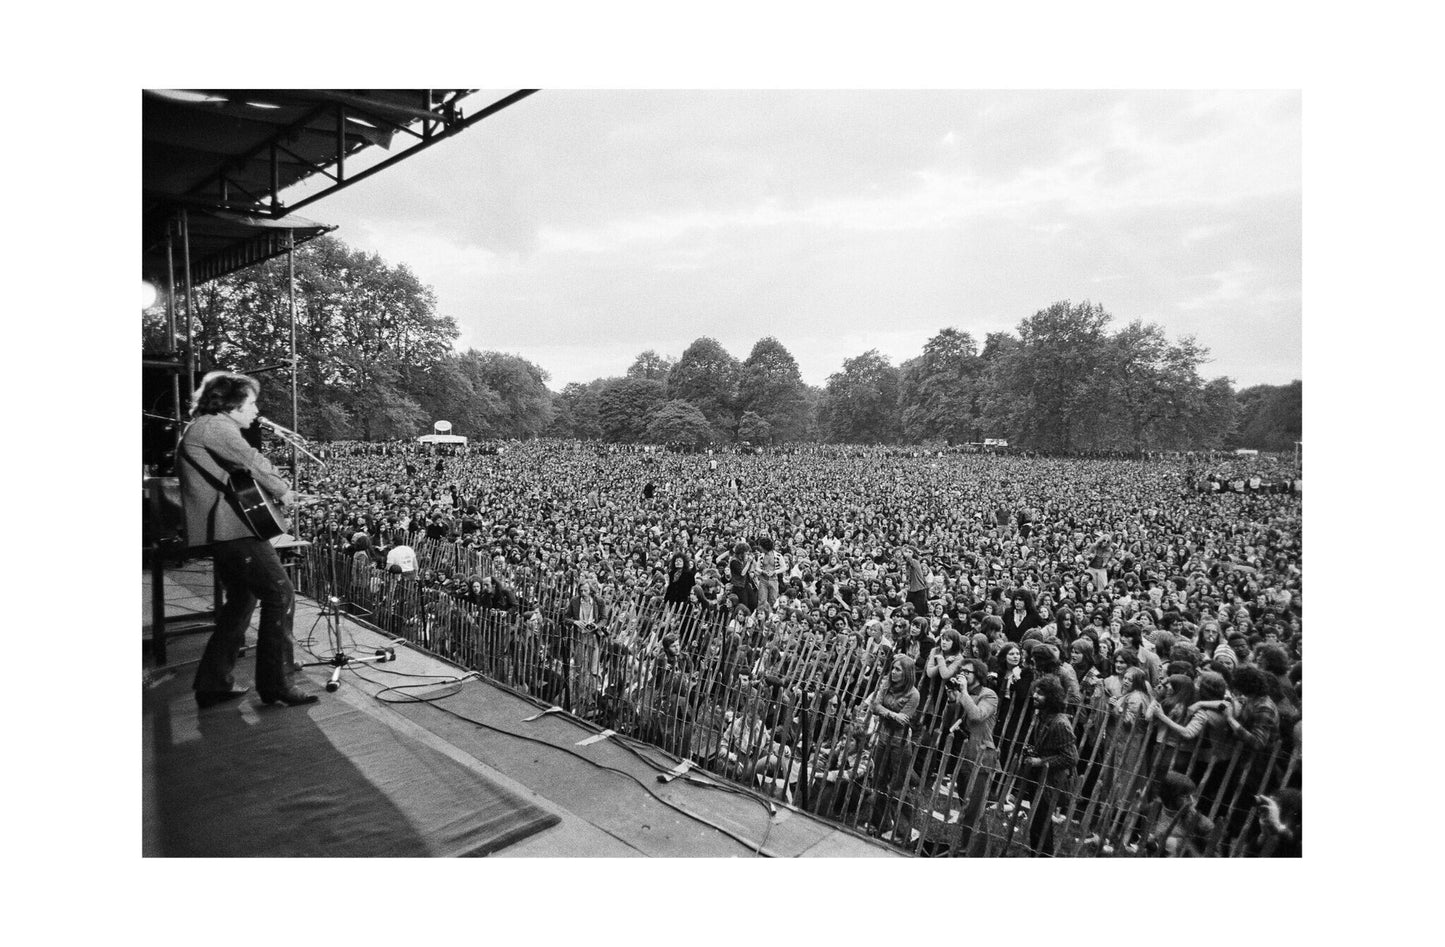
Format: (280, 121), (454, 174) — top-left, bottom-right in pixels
(944, 657), (998, 855)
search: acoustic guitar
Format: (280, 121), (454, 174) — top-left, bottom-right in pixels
(228, 469), (290, 540)
(226, 471), (324, 541)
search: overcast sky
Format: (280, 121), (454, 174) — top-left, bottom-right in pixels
(301, 89), (1300, 392)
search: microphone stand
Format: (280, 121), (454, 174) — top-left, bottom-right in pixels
(259, 417), (329, 471)
(264, 419), (396, 690)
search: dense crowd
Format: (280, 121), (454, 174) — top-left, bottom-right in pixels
(289, 438), (1302, 856)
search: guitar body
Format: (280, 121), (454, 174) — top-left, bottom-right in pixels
(228, 469), (288, 540)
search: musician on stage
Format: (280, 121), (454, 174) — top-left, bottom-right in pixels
(178, 371), (318, 708)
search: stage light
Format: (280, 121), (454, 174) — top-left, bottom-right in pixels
(141, 281), (157, 310)
(151, 90), (229, 105)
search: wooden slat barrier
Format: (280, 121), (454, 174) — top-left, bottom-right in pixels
(298, 543), (1298, 857)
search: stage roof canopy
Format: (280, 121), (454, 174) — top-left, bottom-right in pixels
(143, 89), (536, 286)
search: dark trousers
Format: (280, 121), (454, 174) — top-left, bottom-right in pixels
(868, 738), (913, 831)
(1028, 786), (1060, 856)
(193, 537), (295, 698)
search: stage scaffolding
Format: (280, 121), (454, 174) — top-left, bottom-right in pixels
(141, 88), (538, 663)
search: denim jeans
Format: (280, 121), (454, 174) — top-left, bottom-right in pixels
(193, 537), (295, 697)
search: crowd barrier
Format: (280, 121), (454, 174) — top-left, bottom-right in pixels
(296, 541), (1299, 857)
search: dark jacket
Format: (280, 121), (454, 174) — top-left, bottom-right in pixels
(177, 412), (289, 545)
(566, 592), (607, 627)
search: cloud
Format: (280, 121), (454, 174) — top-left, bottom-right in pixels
(1177, 261), (1259, 311)
(308, 91), (1300, 391)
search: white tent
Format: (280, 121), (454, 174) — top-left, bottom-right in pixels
(417, 420), (467, 445)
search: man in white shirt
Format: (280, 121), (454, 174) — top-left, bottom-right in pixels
(385, 533), (418, 575)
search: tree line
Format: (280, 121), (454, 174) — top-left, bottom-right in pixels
(146, 235), (1300, 452)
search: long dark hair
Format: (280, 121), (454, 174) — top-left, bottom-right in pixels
(993, 641), (1021, 677)
(1009, 587), (1038, 615)
(190, 370), (258, 417)
(1195, 621), (1222, 657)
(1161, 674), (1196, 720)
(1069, 636), (1096, 677)
(1032, 674), (1067, 714)
(1054, 606), (1077, 641)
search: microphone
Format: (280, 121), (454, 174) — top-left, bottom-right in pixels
(258, 416), (302, 439)
(258, 416), (330, 470)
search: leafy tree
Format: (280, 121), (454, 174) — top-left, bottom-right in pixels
(299, 240), (454, 439)
(1150, 335), (1216, 449)
(414, 355), (503, 438)
(456, 350), (555, 438)
(819, 349), (901, 443)
(997, 300), (1114, 452)
(306, 402), (355, 442)
(898, 327), (983, 443)
(737, 336), (808, 441)
(626, 349), (677, 381)
(333, 354), (430, 439)
(737, 410), (775, 445)
(597, 377), (667, 442)
(667, 337), (741, 440)
(974, 331), (1021, 442)
(644, 399), (713, 448)
(548, 381), (603, 439)
(1232, 380), (1301, 451)
(180, 236), (1263, 453)
(795, 385), (825, 442)
(1192, 376), (1238, 449)
(187, 235), (458, 440)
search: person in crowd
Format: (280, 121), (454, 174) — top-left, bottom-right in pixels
(865, 653), (920, 837)
(1032, 640), (1081, 706)
(663, 552), (697, 607)
(896, 545), (932, 619)
(727, 542), (758, 612)
(385, 529), (418, 576)
(1120, 621), (1162, 687)
(1021, 675), (1078, 856)
(1196, 620), (1223, 660)
(943, 657), (998, 855)
(1144, 771), (1215, 857)
(1098, 665), (1153, 818)
(1152, 671), (1230, 748)
(923, 627), (967, 705)
(1244, 787), (1302, 857)
(1069, 636), (1101, 703)
(756, 536), (784, 613)
(567, 580), (606, 631)
(1053, 606), (1081, 647)
(1002, 588), (1044, 643)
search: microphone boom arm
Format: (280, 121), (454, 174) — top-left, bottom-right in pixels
(259, 417), (328, 469)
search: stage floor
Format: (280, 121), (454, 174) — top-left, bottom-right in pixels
(142, 562), (900, 858)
